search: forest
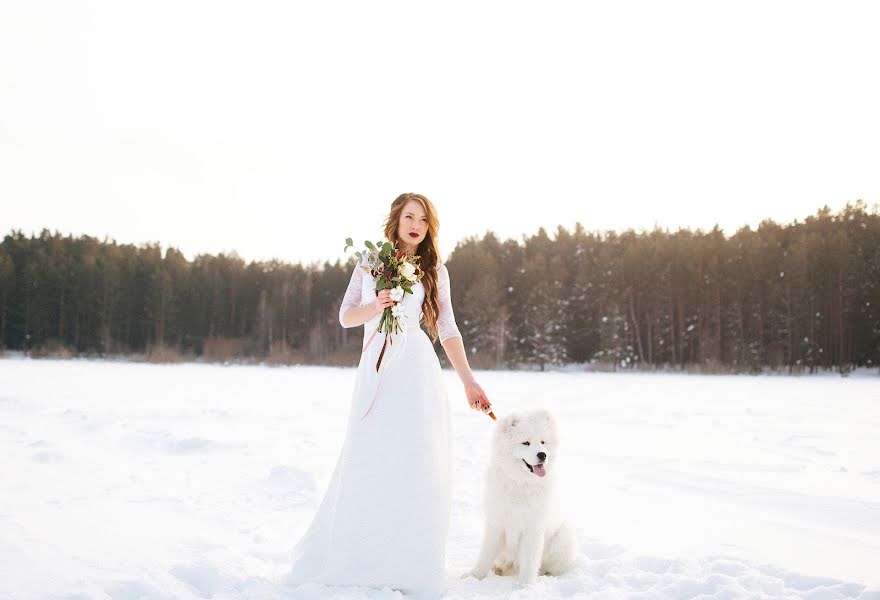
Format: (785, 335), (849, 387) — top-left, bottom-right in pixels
(1, 201), (877, 374)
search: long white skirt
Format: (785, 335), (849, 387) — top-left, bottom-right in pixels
(285, 326), (453, 599)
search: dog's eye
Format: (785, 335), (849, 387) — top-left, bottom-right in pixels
(541, 441), (545, 444)
(521, 441), (530, 446)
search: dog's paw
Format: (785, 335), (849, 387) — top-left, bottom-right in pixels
(461, 568), (487, 580)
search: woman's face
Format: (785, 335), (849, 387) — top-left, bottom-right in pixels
(397, 199), (428, 249)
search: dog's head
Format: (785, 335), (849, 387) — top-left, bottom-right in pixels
(492, 409), (560, 483)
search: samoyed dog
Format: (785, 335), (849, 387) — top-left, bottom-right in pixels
(464, 409), (577, 585)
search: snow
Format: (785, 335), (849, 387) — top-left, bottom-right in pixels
(1, 356), (878, 600)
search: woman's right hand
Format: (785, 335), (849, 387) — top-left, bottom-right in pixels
(374, 289), (394, 315)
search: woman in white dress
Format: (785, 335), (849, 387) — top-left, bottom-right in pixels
(285, 193), (493, 599)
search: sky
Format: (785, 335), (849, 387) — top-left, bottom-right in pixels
(2, 0), (879, 266)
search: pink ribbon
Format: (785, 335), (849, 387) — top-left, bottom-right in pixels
(358, 321), (408, 420)
(359, 328), (386, 420)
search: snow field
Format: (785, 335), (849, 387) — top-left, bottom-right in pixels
(0, 357), (878, 599)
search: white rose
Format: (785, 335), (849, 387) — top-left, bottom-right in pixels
(389, 286), (405, 302)
(399, 261), (417, 282)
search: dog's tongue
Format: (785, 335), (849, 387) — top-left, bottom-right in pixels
(532, 463), (546, 477)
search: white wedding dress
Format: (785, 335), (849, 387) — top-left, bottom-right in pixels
(284, 256), (462, 599)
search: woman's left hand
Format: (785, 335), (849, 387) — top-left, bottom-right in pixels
(464, 380), (492, 414)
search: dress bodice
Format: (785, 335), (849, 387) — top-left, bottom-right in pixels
(339, 256), (462, 344)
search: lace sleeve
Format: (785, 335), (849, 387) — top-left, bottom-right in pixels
(437, 263), (462, 343)
(339, 257), (368, 327)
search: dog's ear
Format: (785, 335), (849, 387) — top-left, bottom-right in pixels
(499, 414), (518, 433)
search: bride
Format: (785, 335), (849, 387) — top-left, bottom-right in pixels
(284, 192), (493, 599)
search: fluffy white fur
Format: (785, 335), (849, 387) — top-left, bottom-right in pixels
(465, 408), (577, 585)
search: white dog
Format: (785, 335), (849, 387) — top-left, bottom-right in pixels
(465, 409), (577, 585)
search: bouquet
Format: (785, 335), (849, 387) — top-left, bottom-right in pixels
(344, 237), (425, 370)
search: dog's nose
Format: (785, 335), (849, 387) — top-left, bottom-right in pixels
(537, 452), (546, 461)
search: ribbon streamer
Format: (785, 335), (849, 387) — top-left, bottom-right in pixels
(358, 315), (408, 420)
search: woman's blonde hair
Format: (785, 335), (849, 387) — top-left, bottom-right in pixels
(382, 193), (443, 342)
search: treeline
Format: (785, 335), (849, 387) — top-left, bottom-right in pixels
(1, 201), (878, 373)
